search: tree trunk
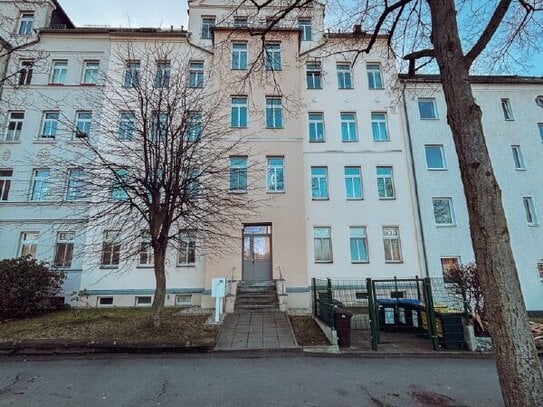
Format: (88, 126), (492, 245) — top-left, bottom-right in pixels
(426, 1), (543, 405)
(150, 244), (167, 329)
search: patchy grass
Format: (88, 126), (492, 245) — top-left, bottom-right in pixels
(289, 315), (330, 346)
(0, 308), (219, 347)
(530, 318), (543, 325)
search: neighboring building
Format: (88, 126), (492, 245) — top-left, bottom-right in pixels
(401, 75), (543, 311)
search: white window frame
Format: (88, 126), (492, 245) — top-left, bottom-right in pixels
(97, 297), (114, 307)
(189, 61), (204, 88)
(0, 169), (13, 201)
(54, 231), (75, 268)
(265, 97), (283, 128)
(313, 227), (333, 263)
(234, 17), (248, 28)
(306, 62), (322, 89)
(65, 168), (84, 201)
(337, 63), (353, 89)
(75, 111), (92, 138)
(178, 230), (196, 266)
(538, 263), (543, 281)
(311, 166), (329, 200)
(101, 230), (120, 267)
(82, 60), (99, 84)
(266, 156), (285, 193)
(367, 63), (383, 89)
(501, 98), (514, 121)
(425, 145), (447, 170)
(511, 145), (526, 170)
(418, 98), (438, 120)
(229, 156), (248, 192)
(18, 60), (33, 85)
(112, 169), (128, 201)
(30, 168), (50, 201)
(4, 111), (24, 141)
(441, 256), (461, 283)
(19, 232), (39, 258)
(124, 61), (140, 88)
(344, 166), (363, 200)
(341, 112), (358, 142)
(308, 112), (325, 142)
(538, 123), (543, 143)
(138, 230), (154, 266)
(18, 12), (34, 35)
(376, 166), (395, 199)
(523, 196), (539, 226)
(154, 61), (171, 88)
(40, 111), (59, 139)
(432, 197), (456, 226)
(201, 16), (215, 39)
(50, 60), (68, 84)
(118, 111), (135, 141)
(231, 97), (248, 128)
(135, 296), (152, 307)
(264, 43), (282, 71)
(175, 294), (192, 307)
(231, 43), (248, 70)
(383, 226), (402, 263)
(371, 112), (389, 142)
(298, 18), (312, 41)
(350, 226), (369, 263)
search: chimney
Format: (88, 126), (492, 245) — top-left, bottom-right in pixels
(353, 24), (362, 34)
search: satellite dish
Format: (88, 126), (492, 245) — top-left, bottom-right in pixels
(536, 95), (543, 108)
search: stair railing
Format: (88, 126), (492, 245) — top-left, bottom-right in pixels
(228, 266), (237, 295)
(275, 266), (286, 295)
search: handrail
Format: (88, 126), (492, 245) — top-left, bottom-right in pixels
(275, 266), (286, 295)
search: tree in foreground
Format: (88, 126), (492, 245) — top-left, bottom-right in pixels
(240, 0), (543, 405)
(48, 40), (258, 328)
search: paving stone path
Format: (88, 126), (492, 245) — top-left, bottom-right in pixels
(214, 312), (299, 351)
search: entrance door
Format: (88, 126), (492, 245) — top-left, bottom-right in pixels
(242, 224), (272, 281)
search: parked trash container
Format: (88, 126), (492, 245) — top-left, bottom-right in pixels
(435, 311), (465, 349)
(334, 309), (353, 348)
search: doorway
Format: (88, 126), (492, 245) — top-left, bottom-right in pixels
(242, 224), (272, 281)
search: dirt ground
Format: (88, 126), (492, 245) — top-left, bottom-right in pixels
(288, 315), (330, 346)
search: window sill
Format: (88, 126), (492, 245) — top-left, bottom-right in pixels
(435, 224), (457, 227)
(515, 168), (527, 171)
(351, 261), (369, 264)
(427, 168), (448, 171)
(378, 197), (396, 201)
(342, 140), (359, 143)
(177, 264), (196, 268)
(33, 139), (56, 143)
(229, 190), (248, 194)
(137, 265), (154, 269)
(419, 117), (439, 120)
(338, 87), (354, 90)
(266, 190), (286, 194)
(346, 198), (364, 201)
(373, 139), (390, 143)
(0, 140), (21, 144)
(528, 223), (540, 227)
(385, 260), (404, 264)
(231, 126), (248, 129)
(100, 266), (119, 269)
(266, 127), (284, 130)
(48, 83), (65, 86)
(231, 68), (248, 71)
(307, 87), (323, 90)
(315, 261), (333, 264)
(369, 87), (385, 91)
(312, 197), (329, 201)
(309, 139), (326, 143)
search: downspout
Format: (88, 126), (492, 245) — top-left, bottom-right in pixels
(402, 86), (430, 278)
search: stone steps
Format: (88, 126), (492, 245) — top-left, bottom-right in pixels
(235, 281), (279, 313)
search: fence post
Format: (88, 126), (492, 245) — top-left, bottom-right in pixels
(367, 278), (378, 351)
(312, 278), (317, 318)
(424, 278), (439, 351)
(415, 275), (422, 301)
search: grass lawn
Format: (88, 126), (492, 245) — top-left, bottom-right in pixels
(0, 308), (219, 347)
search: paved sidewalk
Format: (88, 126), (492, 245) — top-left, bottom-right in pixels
(214, 312), (299, 351)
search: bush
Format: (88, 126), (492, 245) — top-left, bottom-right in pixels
(0, 256), (65, 318)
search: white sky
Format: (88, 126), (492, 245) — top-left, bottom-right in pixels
(58, 0), (189, 29)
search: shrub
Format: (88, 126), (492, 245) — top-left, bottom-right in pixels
(0, 256), (65, 318)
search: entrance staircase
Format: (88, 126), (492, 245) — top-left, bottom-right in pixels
(234, 281), (279, 313)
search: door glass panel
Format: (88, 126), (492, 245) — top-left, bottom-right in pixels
(243, 225), (271, 235)
(252, 236), (271, 260)
(243, 237), (252, 260)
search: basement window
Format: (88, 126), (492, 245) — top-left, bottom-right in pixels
(135, 296), (152, 306)
(98, 297), (113, 306)
(175, 294), (192, 307)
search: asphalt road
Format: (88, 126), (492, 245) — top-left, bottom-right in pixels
(0, 353), (502, 406)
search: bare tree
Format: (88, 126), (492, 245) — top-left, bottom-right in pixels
(245, 0), (543, 405)
(41, 38), (260, 328)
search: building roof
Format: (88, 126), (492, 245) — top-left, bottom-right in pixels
(399, 74), (543, 85)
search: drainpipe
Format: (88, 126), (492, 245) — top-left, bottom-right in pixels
(402, 87), (430, 278)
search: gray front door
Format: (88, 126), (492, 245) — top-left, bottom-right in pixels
(242, 225), (272, 281)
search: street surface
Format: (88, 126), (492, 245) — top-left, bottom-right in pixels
(0, 354), (502, 406)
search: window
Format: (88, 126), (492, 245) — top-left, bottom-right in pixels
(112, 169), (128, 201)
(151, 112), (167, 140)
(123, 61), (140, 88)
(264, 43), (281, 70)
(154, 61), (171, 88)
(118, 111), (135, 141)
(234, 17), (248, 27)
(135, 296), (152, 306)
(539, 123), (543, 142)
(186, 169), (200, 198)
(538, 263), (543, 280)
(523, 197), (538, 225)
(367, 64), (383, 89)
(201, 17), (215, 39)
(18, 12), (34, 35)
(314, 227), (332, 263)
(75, 111), (92, 137)
(229, 156), (247, 192)
(433, 197), (455, 225)
(0, 169), (13, 201)
(266, 156), (285, 192)
(18, 60), (33, 85)
(425, 145), (446, 170)
(376, 166), (395, 199)
(189, 62), (204, 88)
(231, 97), (248, 128)
(175, 294), (192, 307)
(54, 232), (75, 268)
(101, 231), (120, 266)
(66, 168), (84, 201)
(311, 167), (328, 200)
(308, 113), (324, 142)
(98, 297), (113, 306)
(178, 230), (196, 266)
(383, 226), (402, 262)
(19, 232), (39, 257)
(418, 98), (438, 119)
(4, 111), (24, 141)
(511, 145), (526, 170)
(139, 230), (154, 266)
(298, 18), (312, 41)
(501, 98), (514, 120)
(30, 169), (50, 201)
(345, 167), (362, 200)
(186, 112), (202, 141)
(40, 111), (59, 139)
(441, 257), (460, 283)
(341, 113), (358, 142)
(265, 97), (283, 128)
(337, 63), (353, 89)
(50, 60), (67, 84)
(371, 113), (388, 142)
(82, 60), (99, 84)
(232, 43), (248, 70)
(306, 63), (321, 89)
(350, 227), (368, 263)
